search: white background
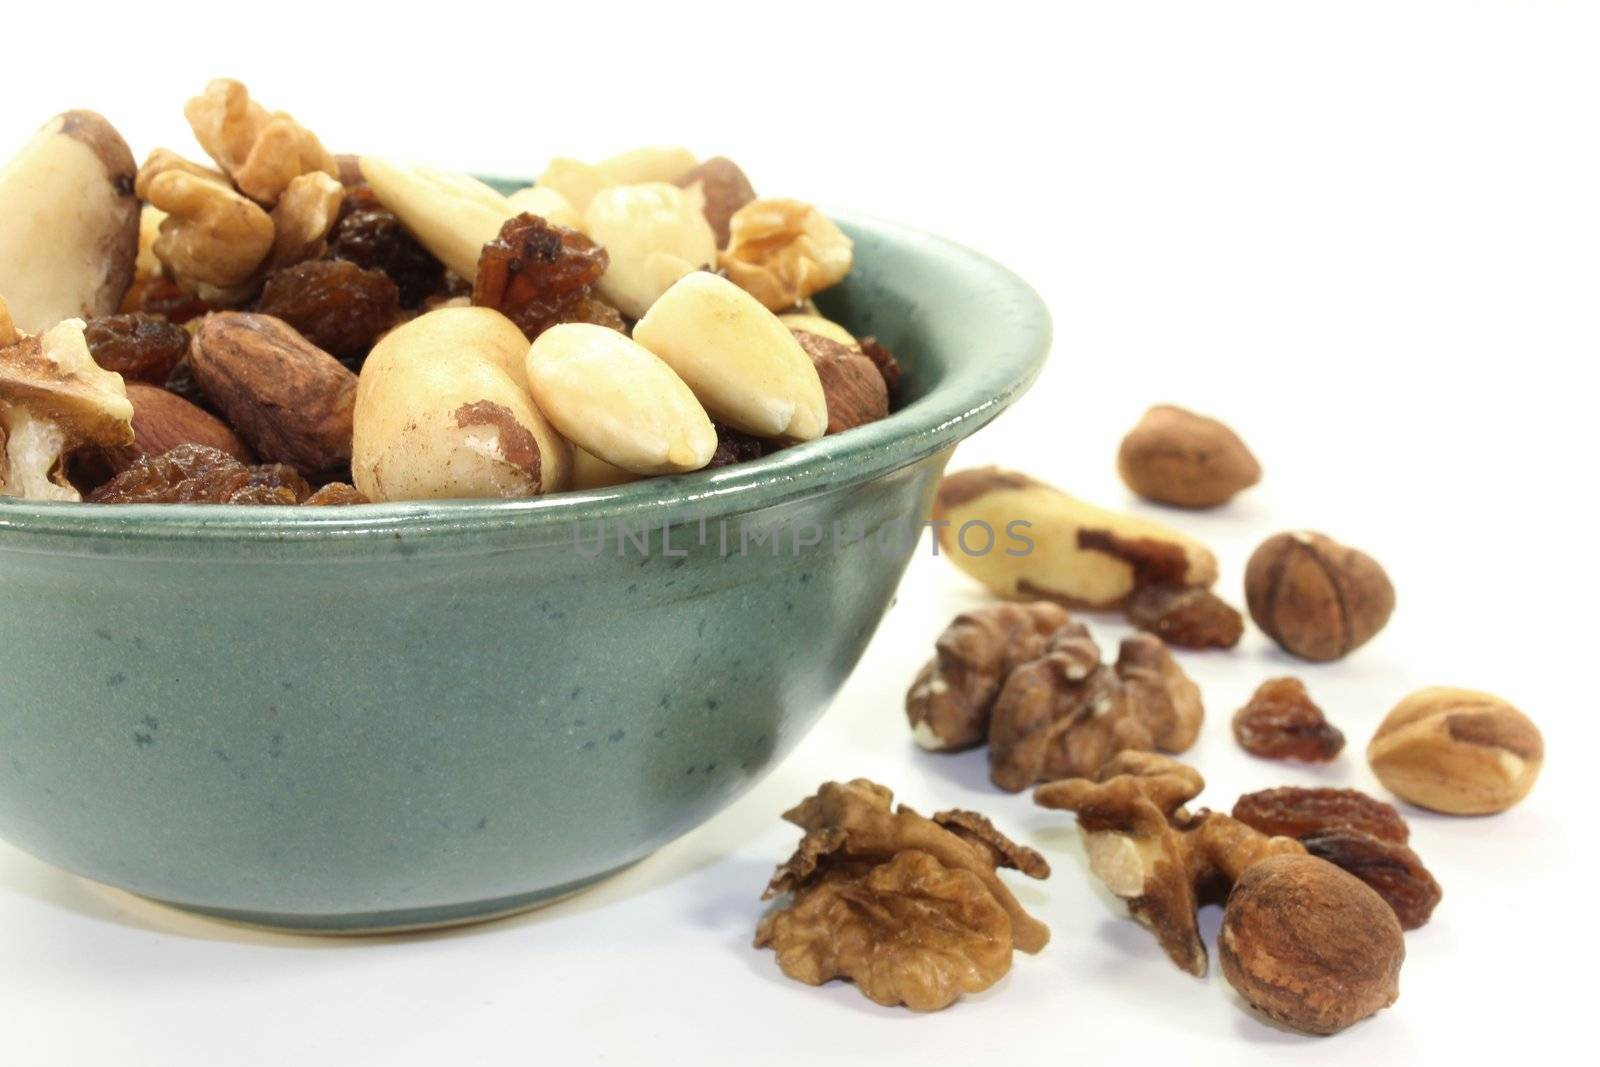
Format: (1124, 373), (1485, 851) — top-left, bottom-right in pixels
(1, 1), (1593, 1062)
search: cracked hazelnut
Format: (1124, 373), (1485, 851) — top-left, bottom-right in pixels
(1219, 854), (1404, 1035)
(791, 329), (888, 434)
(1245, 530), (1394, 661)
(1368, 687), (1542, 814)
(755, 779), (1049, 1011)
(1117, 404), (1260, 508)
(905, 601), (1071, 752)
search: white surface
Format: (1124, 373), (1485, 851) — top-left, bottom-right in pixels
(0, 1), (1592, 1062)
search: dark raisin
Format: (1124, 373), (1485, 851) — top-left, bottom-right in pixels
(255, 260), (399, 363)
(82, 314), (190, 385)
(1302, 829), (1442, 929)
(87, 444), (310, 505)
(857, 336), (902, 394)
(1232, 787), (1409, 844)
(123, 275), (214, 325)
(1231, 677), (1345, 761)
(705, 423), (771, 468)
(1126, 585), (1245, 650)
(327, 186), (445, 307)
(471, 213), (610, 340)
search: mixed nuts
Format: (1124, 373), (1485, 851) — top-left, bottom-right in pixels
(758, 402), (1537, 1032)
(0, 80), (897, 505)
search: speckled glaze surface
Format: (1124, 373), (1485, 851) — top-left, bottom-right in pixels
(0, 209), (1051, 932)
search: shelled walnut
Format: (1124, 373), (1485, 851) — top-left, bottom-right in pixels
(989, 629), (1203, 791)
(906, 601), (1071, 752)
(184, 79), (337, 207)
(1034, 753), (1303, 975)
(755, 779), (1049, 1011)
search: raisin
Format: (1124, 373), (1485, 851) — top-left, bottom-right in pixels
(471, 213), (610, 340)
(706, 423), (772, 468)
(857, 336), (902, 394)
(1126, 585), (1245, 650)
(163, 357), (217, 415)
(327, 186), (446, 308)
(1232, 786), (1409, 844)
(1301, 829), (1442, 929)
(82, 314), (190, 385)
(1231, 677), (1345, 761)
(87, 444), (310, 505)
(256, 259), (399, 363)
(123, 275), (214, 324)
(303, 482), (368, 506)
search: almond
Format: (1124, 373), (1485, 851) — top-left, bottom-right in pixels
(189, 312), (357, 481)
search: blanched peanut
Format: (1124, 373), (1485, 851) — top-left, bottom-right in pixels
(526, 323), (716, 475)
(352, 307), (571, 501)
(358, 157), (515, 281)
(633, 272), (826, 442)
(584, 183), (718, 319)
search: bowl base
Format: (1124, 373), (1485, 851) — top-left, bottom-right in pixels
(138, 860), (640, 936)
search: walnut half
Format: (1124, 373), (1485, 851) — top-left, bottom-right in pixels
(1034, 753), (1303, 976)
(756, 779), (1049, 1011)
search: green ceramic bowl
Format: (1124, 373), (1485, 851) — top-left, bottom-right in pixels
(0, 210), (1050, 933)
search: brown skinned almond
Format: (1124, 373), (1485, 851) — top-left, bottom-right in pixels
(189, 312), (357, 482)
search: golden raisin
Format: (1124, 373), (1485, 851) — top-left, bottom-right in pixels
(255, 259), (400, 363)
(87, 443), (310, 505)
(83, 314), (191, 385)
(472, 213), (610, 340)
(1232, 786), (1408, 844)
(1231, 677), (1345, 761)
(1126, 585), (1245, 650)
(1301, 829), (1441, 930)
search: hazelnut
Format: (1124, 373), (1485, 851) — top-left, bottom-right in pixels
(1117, 404), (1260, 508)
(1368, 687), (1542, 815)
(1219, 854), (1404, 1035)
(1244, 531), (1394, 661)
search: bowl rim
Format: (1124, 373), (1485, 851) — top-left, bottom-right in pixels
(0, 208), (1051, 546)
